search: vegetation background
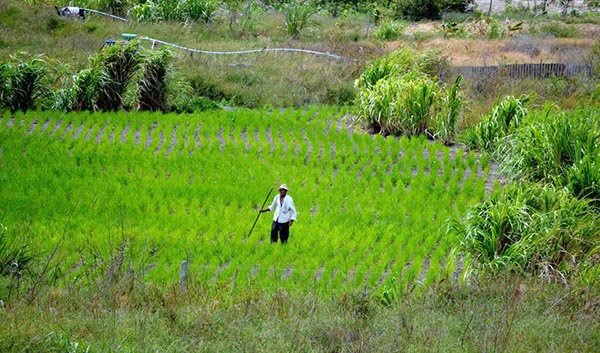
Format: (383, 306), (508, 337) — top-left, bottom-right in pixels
(0, 0), (599, 351)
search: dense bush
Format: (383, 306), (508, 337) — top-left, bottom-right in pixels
(373, 20), (407, 40)
(393, 0), (442, 21)
(281, 1), (316, 38)
(453, 106), (600, 283)
(355, 48), (458, 140)
(126, 0), (219, 22)
(138, 49), (172, 112)
(451, 183), (599, 280)
(500, 108), (600, 207)
(0, 56), (47, 112)
(92, 41), (143, 111)
(462, 95), (529, 152)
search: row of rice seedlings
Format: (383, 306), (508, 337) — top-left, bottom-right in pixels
(1, 109), (488, 293)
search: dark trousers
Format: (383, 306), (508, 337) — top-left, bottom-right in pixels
(271, 221), (290, 243)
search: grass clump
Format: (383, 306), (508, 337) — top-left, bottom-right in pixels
(450, 183), (599, 279)
(373, 20), (407, 41)
(355, 47), (463, 142)
(0, 55), (48, 112)
(500, 107), (600, 206)
(462, 95), (529, 152)
(453, 106), (600, 284)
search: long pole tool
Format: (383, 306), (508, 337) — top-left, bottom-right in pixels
(246, 188), (273, 239)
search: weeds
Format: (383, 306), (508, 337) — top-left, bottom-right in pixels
(138, 48), (172, 112)
(0, 55), (47, 112)
(92, 41), (143, 111)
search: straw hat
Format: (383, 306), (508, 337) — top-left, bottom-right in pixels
(279, 184), (289, 191)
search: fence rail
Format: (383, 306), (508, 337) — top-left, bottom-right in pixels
(444, 63), (594, 80)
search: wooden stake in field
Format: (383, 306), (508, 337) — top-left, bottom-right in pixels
(246, 188), (273, 239)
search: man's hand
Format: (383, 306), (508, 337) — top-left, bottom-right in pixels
(289, 220), (294, 227)
(260, 208), (268, 213)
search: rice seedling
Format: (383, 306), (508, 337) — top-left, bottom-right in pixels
(0, 107), (494, 294)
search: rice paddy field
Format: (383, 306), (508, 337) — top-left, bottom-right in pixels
(0, 107), (499, 297)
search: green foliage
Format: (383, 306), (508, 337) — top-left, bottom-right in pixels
(138, 49), (172, 112)
(128, 0), (218, 22)
(92, 41), (143, 111)
(0, 224), (32, 280)
(53, 68), (101, 112)
(462, 95), (529, 152)
(355, 48), (456, 139)
(533, 22), (582, 38)
(169, 76), (220, 112)
(451, 183), (599, 279)
(356, 71), (441, 135)
(439, 0), (474, 11)
(0, 63), (11, 108)
(281, 1), (316, 38)
(181, 0), (219, 23)
(0, 55), (47, 112)
(500, 108), (600, 206)
(437, 75), (463, 145)
(373, 20), (407, 41)
(393, 0), (442, 21)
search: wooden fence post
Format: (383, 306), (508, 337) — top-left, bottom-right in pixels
(180, 260), (188, 290)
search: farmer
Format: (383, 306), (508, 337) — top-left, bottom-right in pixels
(260, 184), (297, 244)
(55, 6), (86, 19)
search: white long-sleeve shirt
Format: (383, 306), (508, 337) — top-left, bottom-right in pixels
(267, 195), (297, 223)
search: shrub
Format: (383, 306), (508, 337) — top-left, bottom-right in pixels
(92, 41), (143, 111)
(462, 95), (529, 152)
(373, 20), (407, 41)
(169, 76), (220, 113)
(0, 63), (11, 109)
(450, 183), (600, 279)
(355, 48), (457, 138)
(356, 72), (441, 136)
(281, 1), (316, 38)
(181, 0), (219, 23)
(138, 49), (172, 112)
(535, 22), (582, 38)
(354, 48), (446, 91)
(437, 75), (463, 145)
(0, 56), (48, 112)
(500, 108), (600, 206)
(393, 0), (442, 21)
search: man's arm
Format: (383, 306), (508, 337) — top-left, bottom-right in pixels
(261, 196), (277, 213)
(288, 198), (297, 225)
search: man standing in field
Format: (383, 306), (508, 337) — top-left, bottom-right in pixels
(261, 184), (297, 244)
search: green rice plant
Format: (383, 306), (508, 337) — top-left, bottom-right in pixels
(138, 49), (172, 112)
